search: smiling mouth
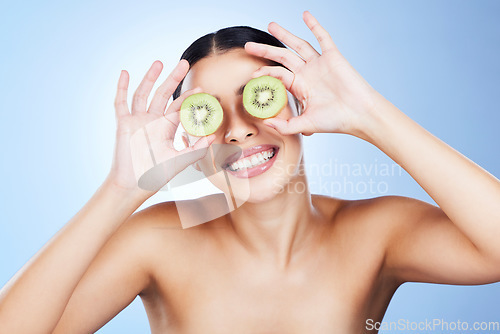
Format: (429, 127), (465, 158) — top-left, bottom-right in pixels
(222, 145), (279, 177)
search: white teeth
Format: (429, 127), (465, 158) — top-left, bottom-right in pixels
(227, 148), (276, 171)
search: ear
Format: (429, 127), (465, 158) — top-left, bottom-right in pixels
(182, 132), (202, 171)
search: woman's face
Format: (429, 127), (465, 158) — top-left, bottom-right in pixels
(181, 48), (303, 204)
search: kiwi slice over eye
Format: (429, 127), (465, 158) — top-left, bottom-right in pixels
(243, 75), (288, 119)
(180, 93), (223, 136)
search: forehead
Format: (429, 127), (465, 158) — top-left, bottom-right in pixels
(181, 49), (271, 96)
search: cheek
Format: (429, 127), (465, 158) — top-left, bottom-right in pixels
(278, 126), (303, 175)
(285, 135), (303, 168)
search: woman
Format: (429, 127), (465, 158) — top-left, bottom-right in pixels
(1, 11), (499, 334)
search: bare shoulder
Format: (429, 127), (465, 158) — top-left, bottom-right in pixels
(340, 195), (440, 220)
(97, 201), (184, 280)
(312, 194), (444, 245)
(127, 200), (183, 229)
(333, 196), (500, 285)
(310, 193), (431, 222)
(120, 197), (216, 240)
(127, 193), (229, 230)
(111, 200), (183, 251)
(116, 194), (228, 256)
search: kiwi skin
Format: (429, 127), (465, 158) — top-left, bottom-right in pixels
(180, 93), (223, 137)
(243, 75), (288, 119)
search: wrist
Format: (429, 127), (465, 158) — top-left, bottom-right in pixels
(350, 92), (400, 144)
(101, 176), (152, 206)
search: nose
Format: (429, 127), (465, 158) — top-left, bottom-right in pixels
(224, 109), (259, 144)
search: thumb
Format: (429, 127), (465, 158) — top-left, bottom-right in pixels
(191, 134), (216, 152)
(174, 134), (216, 171)
(263, 117), (306, 135)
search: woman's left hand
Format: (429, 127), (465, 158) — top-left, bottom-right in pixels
(245, 11), (386, 139)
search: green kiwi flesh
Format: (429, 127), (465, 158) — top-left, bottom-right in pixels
(180, 93), (223, 136)
(243, 75), (288, 119)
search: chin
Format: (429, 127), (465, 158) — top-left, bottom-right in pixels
(240, 177), (289, 204)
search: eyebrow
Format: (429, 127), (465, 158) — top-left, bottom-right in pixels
(213, 83), (246, 102)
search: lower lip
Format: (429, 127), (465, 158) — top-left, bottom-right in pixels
(224, 148), (279, 179)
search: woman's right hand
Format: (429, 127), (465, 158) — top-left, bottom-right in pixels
(106, 60), (215, 200)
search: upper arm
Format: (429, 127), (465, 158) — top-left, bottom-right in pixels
(52, 208), (157, 334)
(379, 196), (500, 285)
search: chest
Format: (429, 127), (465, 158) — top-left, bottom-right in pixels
(147, 240), (385, 333)
(175, 276), (354, 333)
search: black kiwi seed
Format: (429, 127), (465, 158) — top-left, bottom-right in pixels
(180, 93), (224, 136)
(243, 76), (287, 119)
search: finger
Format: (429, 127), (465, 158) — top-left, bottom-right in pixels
(174, 134), (216, 170)
(114, 70), (130, 118)
(303, 11), (337, 53)
(244, 42), (304, 72)
(267, 22), (319, 62)
(163, 87), (204, 135)
(181, 133), (190, 149)
(191, 134), (216, 150)
(149, 60), (190, 115)
(263, 116), (309, 136)
(165, 87), (203, 117)
(164, 111), (181, 136)
(132, 60), (163, 114)
(252, 66), (295, 91)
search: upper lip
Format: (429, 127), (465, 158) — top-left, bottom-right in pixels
(223, 144), (278, 167)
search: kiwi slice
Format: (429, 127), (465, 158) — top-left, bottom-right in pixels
(180, 93), (223, 136)
(243, 75), (288, 119)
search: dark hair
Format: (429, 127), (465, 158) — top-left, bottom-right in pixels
(173, 26), (287, 99)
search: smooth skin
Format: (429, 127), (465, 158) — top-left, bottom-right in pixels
(1, 11), (500, 334)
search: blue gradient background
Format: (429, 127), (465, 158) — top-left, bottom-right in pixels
(1, 0), (499, 332)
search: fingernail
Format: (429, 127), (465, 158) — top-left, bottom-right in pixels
(245, 42), (258, 49)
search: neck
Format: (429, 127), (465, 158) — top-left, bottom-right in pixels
(226, 173), (318, 269)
